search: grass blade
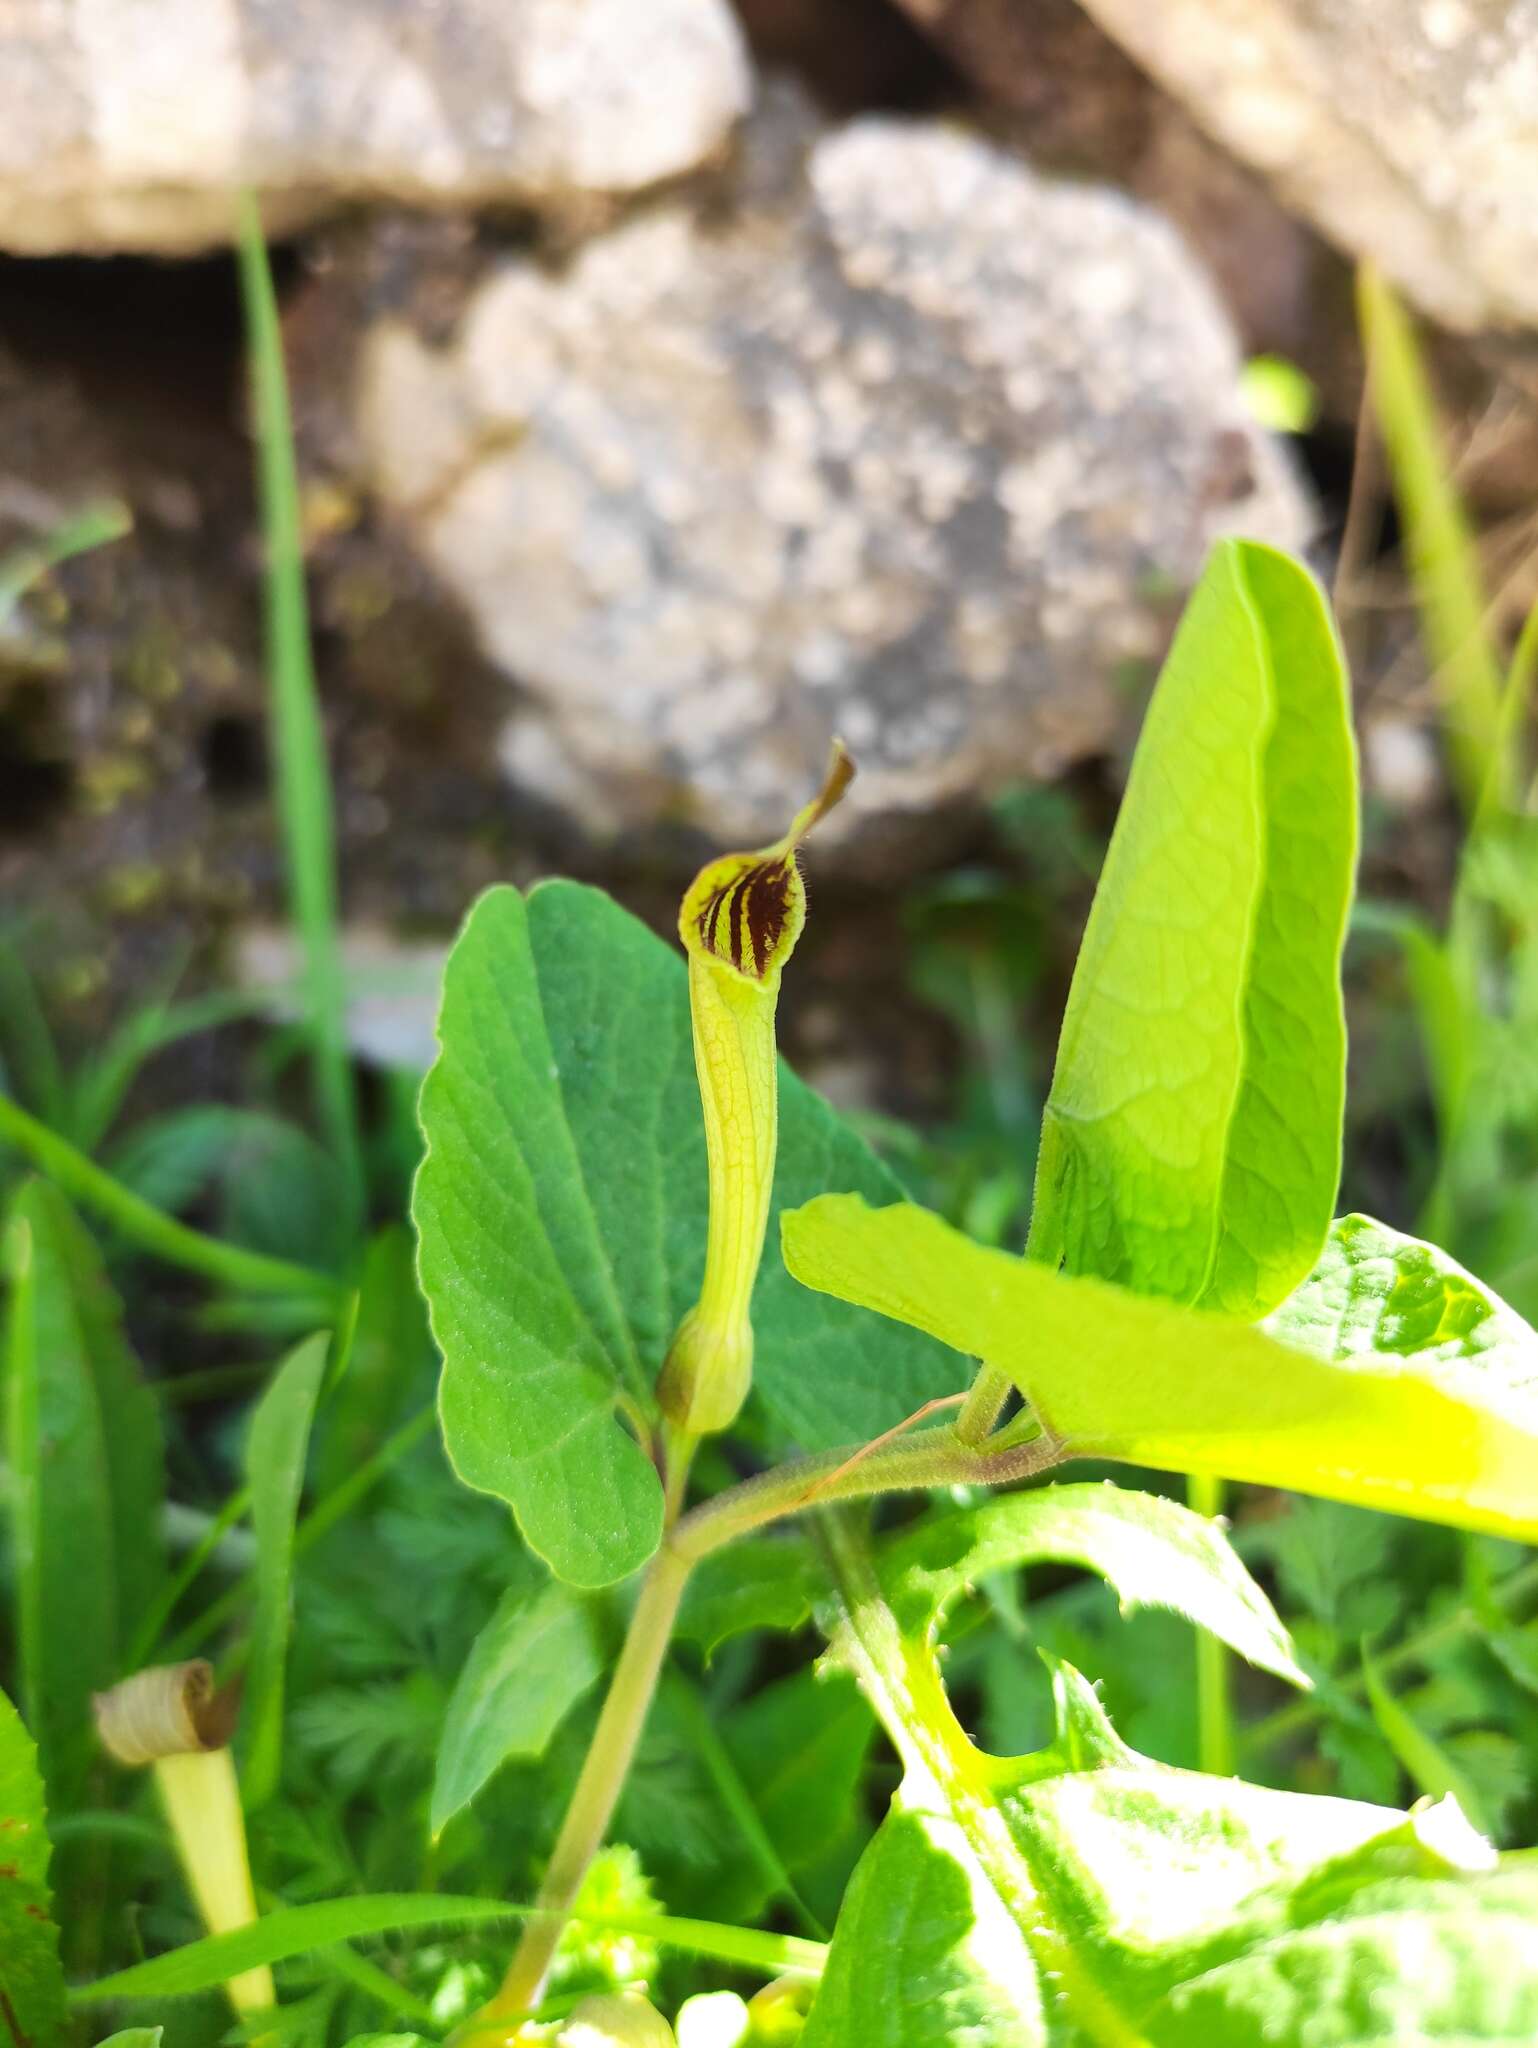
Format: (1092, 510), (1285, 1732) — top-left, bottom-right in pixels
(1358, 264), (1505, 813)
(0, 1091), (338, 1304)
(242, 1332), (329, 1808)
(235, 194), (364, 1238)
(70, 1895), (826, 2002)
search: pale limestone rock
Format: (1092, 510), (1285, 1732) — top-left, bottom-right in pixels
(1073, 0), (1538, 331)
(0, 0), (751, 254)
(357, 101), (1313, 850)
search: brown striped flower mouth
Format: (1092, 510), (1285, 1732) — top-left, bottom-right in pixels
(680, 741), (853, 987)
(694, 853), (797, 981)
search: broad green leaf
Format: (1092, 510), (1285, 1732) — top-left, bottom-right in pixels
(414, 883), (954, 1586)
(243, 1331), (329, 1808)
(1362, 1645), (1492, 1839)
(2, 1180), (164, 1797)
(1140, 1840), (1538, 2045)
(91, 2032), (163, 2048)
(1029, 538), (1356, 1320)
(0, 1683), (68, 2048)
(881, 1481), (1307, 1688)
(673, 1536), (820, 1660)
(814, 1535), (1537, 2048)
(71, 1894), (824, 2003)
(431, 1581), (605, 1836)
(800, 1799), (1043, 2048)
(783, 1197), (1538, 1540)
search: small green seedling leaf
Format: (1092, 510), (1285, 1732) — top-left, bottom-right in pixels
(414, 883), (953, 1587)
(783, 1197), (1538, 1540)
(0, 1683), (68, 2048)
(881, 1481), (1308, 1689)
(3, 1181), (164, 1799)
(431, 1582), (606, 1837)
(243, 1331), (329, 1808)
(1030, 538), (1356, 1320)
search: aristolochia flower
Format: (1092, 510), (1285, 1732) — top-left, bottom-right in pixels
(658, 744), (853, 1437)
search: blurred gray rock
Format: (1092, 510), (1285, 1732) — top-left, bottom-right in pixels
(0, 0), (750, 254)
(1071, 0), (1538, 333)
(357, 99), (1311, 850)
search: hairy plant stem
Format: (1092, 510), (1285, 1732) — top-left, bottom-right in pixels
(954, 1361), (1014, 1445)
(483, 1544), (693, 2025)
(481, 1420), (1064, 2026)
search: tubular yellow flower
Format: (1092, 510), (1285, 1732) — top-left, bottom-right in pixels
(95, 1661), (274, 2017)
(658, 744), (854, 1437)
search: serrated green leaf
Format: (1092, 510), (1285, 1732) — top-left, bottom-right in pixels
(783, 1197), (1538, 1540)
(414, 883), (954, 1587)
(881, 1481), (1307, 1689)
(244, 1331), (329, 1808)
(0, 1683), (68, 2048)
(3, 1180), (164, 1797)
(1029, 539), (1356, 1320)
(431, 1581), (605, 1836)
(673, 1537), (820, 1661)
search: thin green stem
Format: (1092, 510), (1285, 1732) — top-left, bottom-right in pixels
(671, 1419), (1060, 1567)
(1187, 1472), (1235, 1776)
(662, 1422), (697, 1526)
(0, 1090), (338, 1304)
(235, 194), (365, 1238)
(479, 1419), (1064, 2027)
(484, 1546), (692, 2025)
(1243, 1555), (1538, 1758)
